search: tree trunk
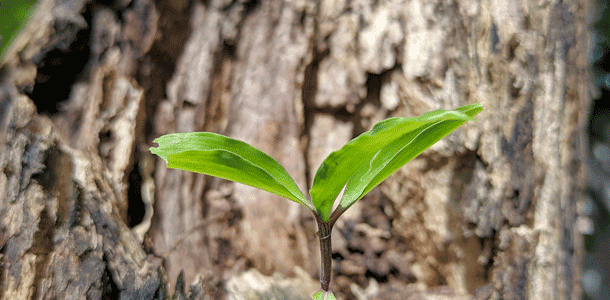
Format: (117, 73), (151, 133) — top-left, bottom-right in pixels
(0, 0), (588, 299)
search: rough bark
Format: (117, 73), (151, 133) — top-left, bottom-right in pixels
(0, 0), (588, 299)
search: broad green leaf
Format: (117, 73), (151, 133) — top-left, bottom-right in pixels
(310, 103), (482, 221)
(312, 290), (336, 300)
(337, 103), (483, 212)
(150, 132), (314, 211)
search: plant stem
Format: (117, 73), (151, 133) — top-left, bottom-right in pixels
(314, 213), (333, 291)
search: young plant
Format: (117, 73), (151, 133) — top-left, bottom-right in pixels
(150, 103), (483, 298)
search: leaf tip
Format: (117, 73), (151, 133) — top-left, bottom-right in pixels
(149, 142), (167, 163)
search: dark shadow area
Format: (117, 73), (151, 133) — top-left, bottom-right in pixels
(26, 5), (92, 115)
(584, 0), (610, 298)
(127, 160), (145, 228)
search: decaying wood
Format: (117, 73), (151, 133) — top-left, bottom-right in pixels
(1, 0), (588, 299)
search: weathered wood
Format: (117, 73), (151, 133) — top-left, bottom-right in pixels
(0, 0), (588, 299)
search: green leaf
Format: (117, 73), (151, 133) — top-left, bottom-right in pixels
(312, 290), (336, 300)
(310, 103), (482, 221)
(150, 132), (315, 211)
(0, 0), (38, 62)
(338, 103), (483, 213)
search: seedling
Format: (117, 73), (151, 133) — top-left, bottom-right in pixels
(150, 103), (482, 298)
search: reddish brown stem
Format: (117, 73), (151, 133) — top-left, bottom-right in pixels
(314, 213), (333, 291)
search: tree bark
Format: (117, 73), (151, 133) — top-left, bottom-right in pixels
(0, 0), (588, 299)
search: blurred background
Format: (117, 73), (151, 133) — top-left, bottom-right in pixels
(2, 0), (609, 298)
(584, 0), (610, 299)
